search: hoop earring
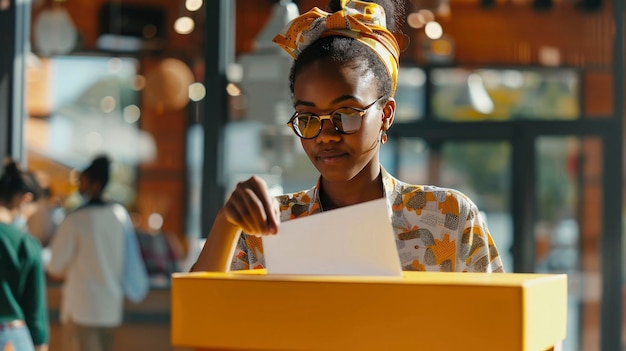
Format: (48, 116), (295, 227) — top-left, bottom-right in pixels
(380, 130), (388, 144)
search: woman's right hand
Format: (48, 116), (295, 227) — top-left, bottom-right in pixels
(222, 176), (281, 236)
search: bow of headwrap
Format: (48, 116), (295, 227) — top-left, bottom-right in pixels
(273, 0), (401, 96)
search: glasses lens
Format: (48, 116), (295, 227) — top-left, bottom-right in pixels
(333, 108), (362, 134)
(294, 114), (321, 138)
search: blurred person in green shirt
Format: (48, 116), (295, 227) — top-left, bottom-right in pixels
(0, 158), (49, 351)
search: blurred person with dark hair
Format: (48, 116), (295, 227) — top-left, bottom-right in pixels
(0, 158), (49, 351)
(48, 155), (148, 351)
(5, 171), (41, 234)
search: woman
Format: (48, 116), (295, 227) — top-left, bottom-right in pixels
(0, 159), (49, 351)
(48, 155), (148, 351)
(193, 0), (504, 273)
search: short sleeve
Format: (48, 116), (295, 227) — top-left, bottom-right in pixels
(460, 206), (505, 273)
(230, 234), (251, 271)
(229, 234), (265, 271)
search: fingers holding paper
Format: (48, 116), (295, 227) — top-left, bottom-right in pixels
(223, 176), (281, 236)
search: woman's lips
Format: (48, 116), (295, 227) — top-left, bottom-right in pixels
(316, 152), (349, 164)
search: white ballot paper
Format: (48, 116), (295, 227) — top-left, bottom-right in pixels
(262, 198), (403, 277)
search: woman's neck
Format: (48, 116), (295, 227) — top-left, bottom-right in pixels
(0, 206), (14, 224)
(319, 170), (384, 211)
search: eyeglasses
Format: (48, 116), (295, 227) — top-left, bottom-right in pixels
(287, 96), (383, 139)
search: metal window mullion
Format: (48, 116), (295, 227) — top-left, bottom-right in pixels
(0, 0), (30, 170)
(511, 128), (536, 273)
(201, 0), (234, 237)
(0, 3), (13, 171)
(600, 0), (624, 348)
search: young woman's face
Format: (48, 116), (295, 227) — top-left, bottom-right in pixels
(78, 173), (100, 199)
(78, 173), (90, 196)
(12, 192), (33, 215)
(292, 58), (394, 183)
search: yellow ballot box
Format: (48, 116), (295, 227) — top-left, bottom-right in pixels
(171, 270), (566, 351)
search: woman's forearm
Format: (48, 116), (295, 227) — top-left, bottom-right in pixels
(191, 211), (242, 272)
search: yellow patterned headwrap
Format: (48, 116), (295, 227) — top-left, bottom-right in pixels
(272, 0), (400, 96)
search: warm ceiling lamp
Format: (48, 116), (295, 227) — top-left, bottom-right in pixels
(33, 0), (77, 56)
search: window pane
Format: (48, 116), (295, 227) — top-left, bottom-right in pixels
(439, 141), (513, 271)
(26, 55), (152, 208)
(394, 67), (426, 122)
(535, 136), (602, 351)
(391, 138), (429, 185)
(431, 68), (580, 121)
(222, 122), (318, 197)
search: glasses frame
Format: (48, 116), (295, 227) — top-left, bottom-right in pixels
(287, 96), (384, 139)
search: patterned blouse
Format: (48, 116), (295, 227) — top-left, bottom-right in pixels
(230, 168), (505, 273)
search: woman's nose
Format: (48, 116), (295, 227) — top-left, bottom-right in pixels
(315, 119), (341, 142)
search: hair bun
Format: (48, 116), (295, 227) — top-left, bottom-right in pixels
(91, 155), (111, 172)
(3, 159), (21, 177)
(0, 157), (41, 202)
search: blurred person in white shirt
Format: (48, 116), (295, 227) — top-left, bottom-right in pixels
(47, 155), (148, 351)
